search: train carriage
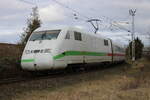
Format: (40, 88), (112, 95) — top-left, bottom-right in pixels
(21, 27), (125, 71)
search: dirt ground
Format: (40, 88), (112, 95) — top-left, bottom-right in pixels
(0, 58), (150, 100)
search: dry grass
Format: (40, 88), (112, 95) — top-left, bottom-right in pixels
(0, 58), (149, 100)
(0, 43), (24, 78)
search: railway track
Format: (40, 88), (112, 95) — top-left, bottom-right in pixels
(0, 70), (66, 85)
(0, 77), (26, 84)
(0, 68), (81, 85)
(0, 63), (126, 85)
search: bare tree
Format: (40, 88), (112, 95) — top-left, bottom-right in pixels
(20, 6), (41, 45)
(126, 37), (144, 60)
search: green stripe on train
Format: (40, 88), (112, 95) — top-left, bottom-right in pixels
(21, 51), (108, 62)
(53, 51), (107, 60)
(21, 59), (34, 62)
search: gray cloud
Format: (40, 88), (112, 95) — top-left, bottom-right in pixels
(0, 0), (149, 46)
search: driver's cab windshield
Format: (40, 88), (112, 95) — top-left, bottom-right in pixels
(29, 30), (61, 41)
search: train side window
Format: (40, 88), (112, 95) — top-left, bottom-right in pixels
(65, 32), (70, 39)
(74, 31), (82, 41)
(104, 39), (109, 46)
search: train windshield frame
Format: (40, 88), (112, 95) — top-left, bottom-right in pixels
(29, 30), (61, 41)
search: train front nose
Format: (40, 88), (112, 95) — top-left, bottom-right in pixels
(21, 53), (54, 71)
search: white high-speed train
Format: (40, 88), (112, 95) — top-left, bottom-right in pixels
(21, 27), (125, 71)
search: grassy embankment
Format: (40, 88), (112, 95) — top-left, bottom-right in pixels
(0, 43), (23, 78)
(0, 57), (149, 100)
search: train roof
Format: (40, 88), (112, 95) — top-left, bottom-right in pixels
(34, 26), (110, 40)
(34, 26), (65, 32)
(33, 26), (125, 48)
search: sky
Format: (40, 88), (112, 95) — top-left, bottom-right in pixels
(0, 0), (150, 46)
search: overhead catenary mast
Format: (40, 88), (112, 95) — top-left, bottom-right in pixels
(129, 9), (136, 61)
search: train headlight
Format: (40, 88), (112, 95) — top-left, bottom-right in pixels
(44, 49), (51, 53)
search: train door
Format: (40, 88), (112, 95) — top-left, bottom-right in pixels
(84, 35), (93, 63)
(71, 31), (84, 64)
